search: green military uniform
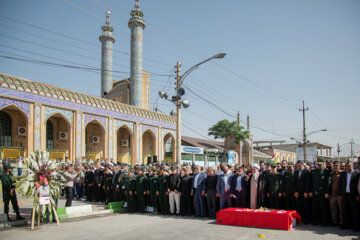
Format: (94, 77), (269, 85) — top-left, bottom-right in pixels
(0, 166), (22, 220)
(102, 172), (113, 203)
(149, 173), (159, 211)
(136, 174), (149, 213)
(124, 174), (137, 212)
(283, 171), (295, 210)
(311, 167), (331, 226)
(158, 174), (169, 214)
(266, 171), (284, 210)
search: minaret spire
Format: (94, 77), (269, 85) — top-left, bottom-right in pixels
(128, 0), (146, 108)
(99, 11), (115, 98)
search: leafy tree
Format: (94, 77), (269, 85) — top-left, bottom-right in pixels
(208, 119), (249, 144)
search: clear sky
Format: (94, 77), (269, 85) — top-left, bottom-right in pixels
(0, 0), (359, 157)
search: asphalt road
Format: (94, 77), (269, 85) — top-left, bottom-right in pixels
(0, 213), (359, 240)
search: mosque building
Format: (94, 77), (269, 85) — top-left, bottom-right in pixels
(0, 1), (176, 164)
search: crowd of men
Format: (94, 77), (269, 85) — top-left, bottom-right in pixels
(1, 156), (360, 231)
(59, 157), (360, 232)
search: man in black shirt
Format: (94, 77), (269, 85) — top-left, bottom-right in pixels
(168, 167), (181, 215)
(179, 168), (193, 216)
(84, 165), (94, 202)
(205, 167), (217, 219)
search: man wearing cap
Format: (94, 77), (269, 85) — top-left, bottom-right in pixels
(0, 165), (25, 221)
(157, 167), (169, 215)
(310, 160), (331, 226)
(266, 164), (284, 210)
(135, 168), (148, 213)
(149, 167), (159, 213)
(124, 170), (137, 212)
(294, 160), (312, 224)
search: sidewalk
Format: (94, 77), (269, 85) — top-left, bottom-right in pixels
(0, 189), (125, 230)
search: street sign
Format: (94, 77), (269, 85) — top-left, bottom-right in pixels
(181, 146), (204, 155)
(296, 146), (317, 162)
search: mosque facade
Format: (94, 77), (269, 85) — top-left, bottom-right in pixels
(0, 1), (177, 164)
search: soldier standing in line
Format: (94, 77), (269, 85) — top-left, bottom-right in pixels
(0, 165), (25, 221)
(135, 168), (148, 213)
(283, 163), (296, 210)
(102, 165), (113, 204)
(310, 160), (332, 226)
(124, 170), (137, 213)
(266, 164), (284, 209)
(149, 167), (159, 213)
(157, 167), (169, 215)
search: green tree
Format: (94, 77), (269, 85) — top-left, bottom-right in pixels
(208, 119), (249, 144)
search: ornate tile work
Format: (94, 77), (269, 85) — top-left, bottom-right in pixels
(84, 114), (106, 129)
(163, 129), (176, 139)
(76, 113), (82, 158)
(0, 88), (176, 130)
(141, 124), (157, 136)
(34, 105), (41, 151)
(136, 125), (140, 163)
(0, 97), (30, 119)
(159, 129), (163, 162)
(44, 106), (72, 124)
(109, 119), (113, 159)
(130, 25), (143, 108)
(115, 120), (134, 134)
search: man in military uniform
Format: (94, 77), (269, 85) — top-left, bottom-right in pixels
(149, 167), (159, 213)
(0, 165), (24, 221)
(310, 160), (331, 226)
(157, 167), (169, 215)
(124, 170), (137, 212)
(283, 163), (295, 210)
(266, 164), (283, 209)
(135, 168), (148, 213)
(102, 166), (113, 204)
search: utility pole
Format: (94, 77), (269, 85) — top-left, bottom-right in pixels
(337, 142), (340, 161)
(299, 101), (309, 162)
(350, 139), (355, 161)
(237, 111), (240, 126)
(176, 62), (182, 167)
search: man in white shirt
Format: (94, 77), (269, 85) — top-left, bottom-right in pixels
(16, 157), (23, 176)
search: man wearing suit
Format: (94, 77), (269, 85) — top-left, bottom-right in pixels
(338, 161), (359, 231)
(216, 165), (233, 210)
(191, 166), (207, 217)
(294, 160), (312, 224)
(230, 166), (249, 208)
(180, 168), (193, 216)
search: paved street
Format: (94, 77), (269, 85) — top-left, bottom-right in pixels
(0, 213), (359, 240)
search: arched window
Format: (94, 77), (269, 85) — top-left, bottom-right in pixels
(46, 120), (54, 150)
(0, 111), (12, 146)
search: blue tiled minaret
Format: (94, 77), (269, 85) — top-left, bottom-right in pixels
(99, 11), (115, 98)
(128, 0), (146, 108)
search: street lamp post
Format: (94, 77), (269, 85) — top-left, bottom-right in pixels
(160, 53), (226, 167)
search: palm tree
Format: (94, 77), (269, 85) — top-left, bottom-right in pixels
(208, 119), (249, 144)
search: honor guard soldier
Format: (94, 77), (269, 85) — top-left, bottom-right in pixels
(124, 170), (137, 212)
(135, 168), (148, 213)
(158, 167), (169, 215)
(149, 167), (159, 213)
(266, 163), (284, 209)
(310, 160), (331, 226)
(0, 165), (24, 221)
